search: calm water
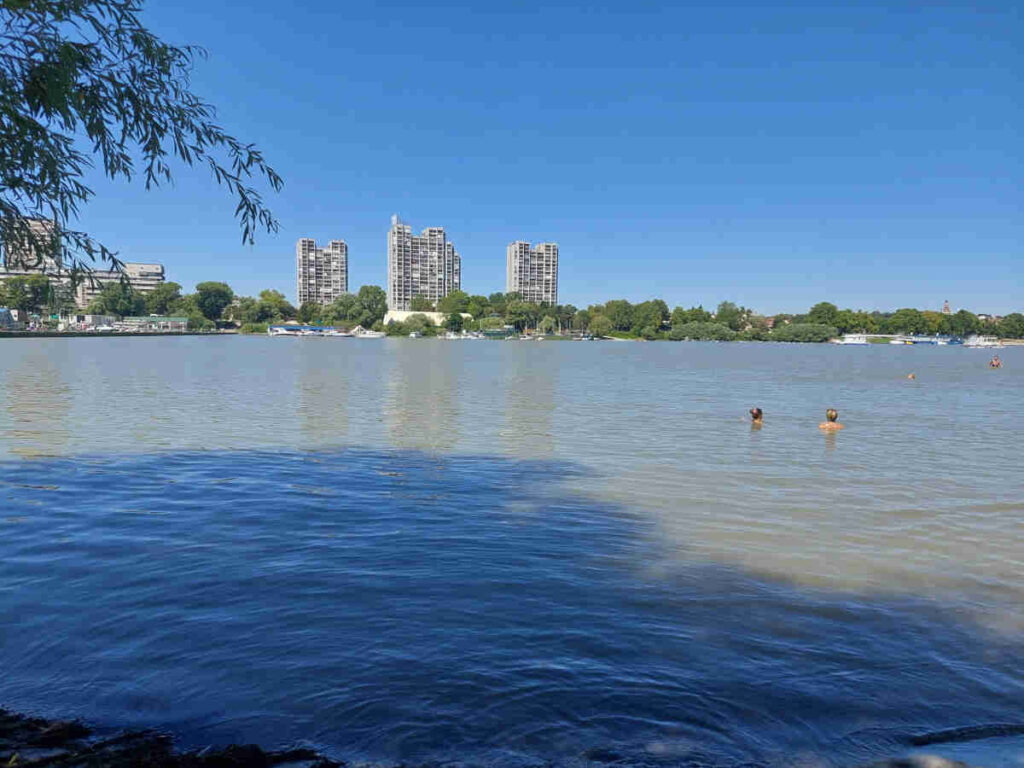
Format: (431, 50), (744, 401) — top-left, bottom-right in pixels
(1, 338), (1022, 767)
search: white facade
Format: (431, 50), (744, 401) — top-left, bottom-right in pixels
(1, 218), (62, 275)
(74, 263), (165, 308)
(296, 238), (348, 306)
(384, 310), (473, 326)
(506, 241), (558, 305)
(386, 215), (461, 311)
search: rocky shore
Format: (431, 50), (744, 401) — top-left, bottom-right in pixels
(0, 710), (338, 768)
(2, 708), (995, 768)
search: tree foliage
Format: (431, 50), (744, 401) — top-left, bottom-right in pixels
(0, 273), (49, 312)
(768, 323), (838, 343)
(143, 281), (181, 315)
(807, 302), (839, 327)
(86, 280), (144, 316)
(194, 281), (233, 321)
(436, 290), (469, 314)
(668, 321), (737, 341)
(589, 315), (613, 337)
(0, 0), (282, 277)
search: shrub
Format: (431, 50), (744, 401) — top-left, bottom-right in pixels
(668, 322), (737, 341)
(768, 323), (837, 343)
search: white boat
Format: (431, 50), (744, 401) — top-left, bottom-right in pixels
(964, 335), (1003, 348)
(323, 329), (353, 338)
(833, 334), (869, 345)
(408, 331), (422, 338)
(351, 326), (385, 339)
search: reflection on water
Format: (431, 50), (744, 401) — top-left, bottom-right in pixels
(296, 343), (350, 441)
(1, 338), (1023, 766)
(500, 345), (559, 457)
(0, 343), (72, 456)
(383, 342), (461, 452)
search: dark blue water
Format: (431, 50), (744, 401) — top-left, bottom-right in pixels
(2, 446), (1022, 767)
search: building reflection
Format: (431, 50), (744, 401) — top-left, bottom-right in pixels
(0, 345), (72, 458)
(498, 346), (558, 458)
(383, 342), (460, 452)
(295, 345), (350, 444)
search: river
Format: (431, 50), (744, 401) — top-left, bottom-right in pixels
(1, 337), (1021, 767)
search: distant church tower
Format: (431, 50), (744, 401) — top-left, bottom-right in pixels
(942, 300), (951, 315)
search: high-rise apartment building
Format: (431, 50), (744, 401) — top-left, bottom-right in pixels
(506, 241), (558, 305)
(386, 215), (461, 311)
(296, 238), (348, 306)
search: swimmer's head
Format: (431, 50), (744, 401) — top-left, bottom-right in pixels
(750, 407), (763, 421)
(826, 409), (839, 422)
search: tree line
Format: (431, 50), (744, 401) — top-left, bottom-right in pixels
(366, 294), (1024, 341)
(5, 277), (1021, 340)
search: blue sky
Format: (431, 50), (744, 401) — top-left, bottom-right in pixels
(77, 0), (1021, 314)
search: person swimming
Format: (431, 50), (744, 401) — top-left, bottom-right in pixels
(749, 407), (763, 424)
(907, 373), (916, 380)
(990, 356), (1002, 369)
(819, 408), (844, 431)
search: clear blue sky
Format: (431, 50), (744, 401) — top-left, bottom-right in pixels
(77, 0), (1021, 314)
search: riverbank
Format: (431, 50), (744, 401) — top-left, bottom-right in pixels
(0, 709), (338, 768)
(0, 331), (235, 339)
(0, 708), (990, 768)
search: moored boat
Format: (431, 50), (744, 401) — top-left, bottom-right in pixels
(964, 335), (1003, 348)
(351, 326), (385, 339)
(832, 334), (869, 345)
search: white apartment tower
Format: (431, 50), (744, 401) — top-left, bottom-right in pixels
(296, 238), (348, 305)
(386, 215), (461, 311)
(506, 241), (558, 305)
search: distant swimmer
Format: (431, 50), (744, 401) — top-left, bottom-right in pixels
(990, 356), (1002, 369)
(749, 407), (763, 425)
(907, 373), (916, 380)
(819, 409), (844, 431)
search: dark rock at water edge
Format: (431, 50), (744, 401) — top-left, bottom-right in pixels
(0, 709), (338, 768)
(1, 709), (988, 768)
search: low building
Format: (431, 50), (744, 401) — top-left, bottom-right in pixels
(0, 308), (20, 330)
(63, 314), (117, 329)
(116, 316), (189, 333)
(74, 263), (166, 308)
(384, 310), (473, 327)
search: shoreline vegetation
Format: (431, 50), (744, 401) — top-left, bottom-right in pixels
(3, 277), (1022, 342)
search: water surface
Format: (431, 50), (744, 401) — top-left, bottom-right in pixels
(1, 338), (1022, 767)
